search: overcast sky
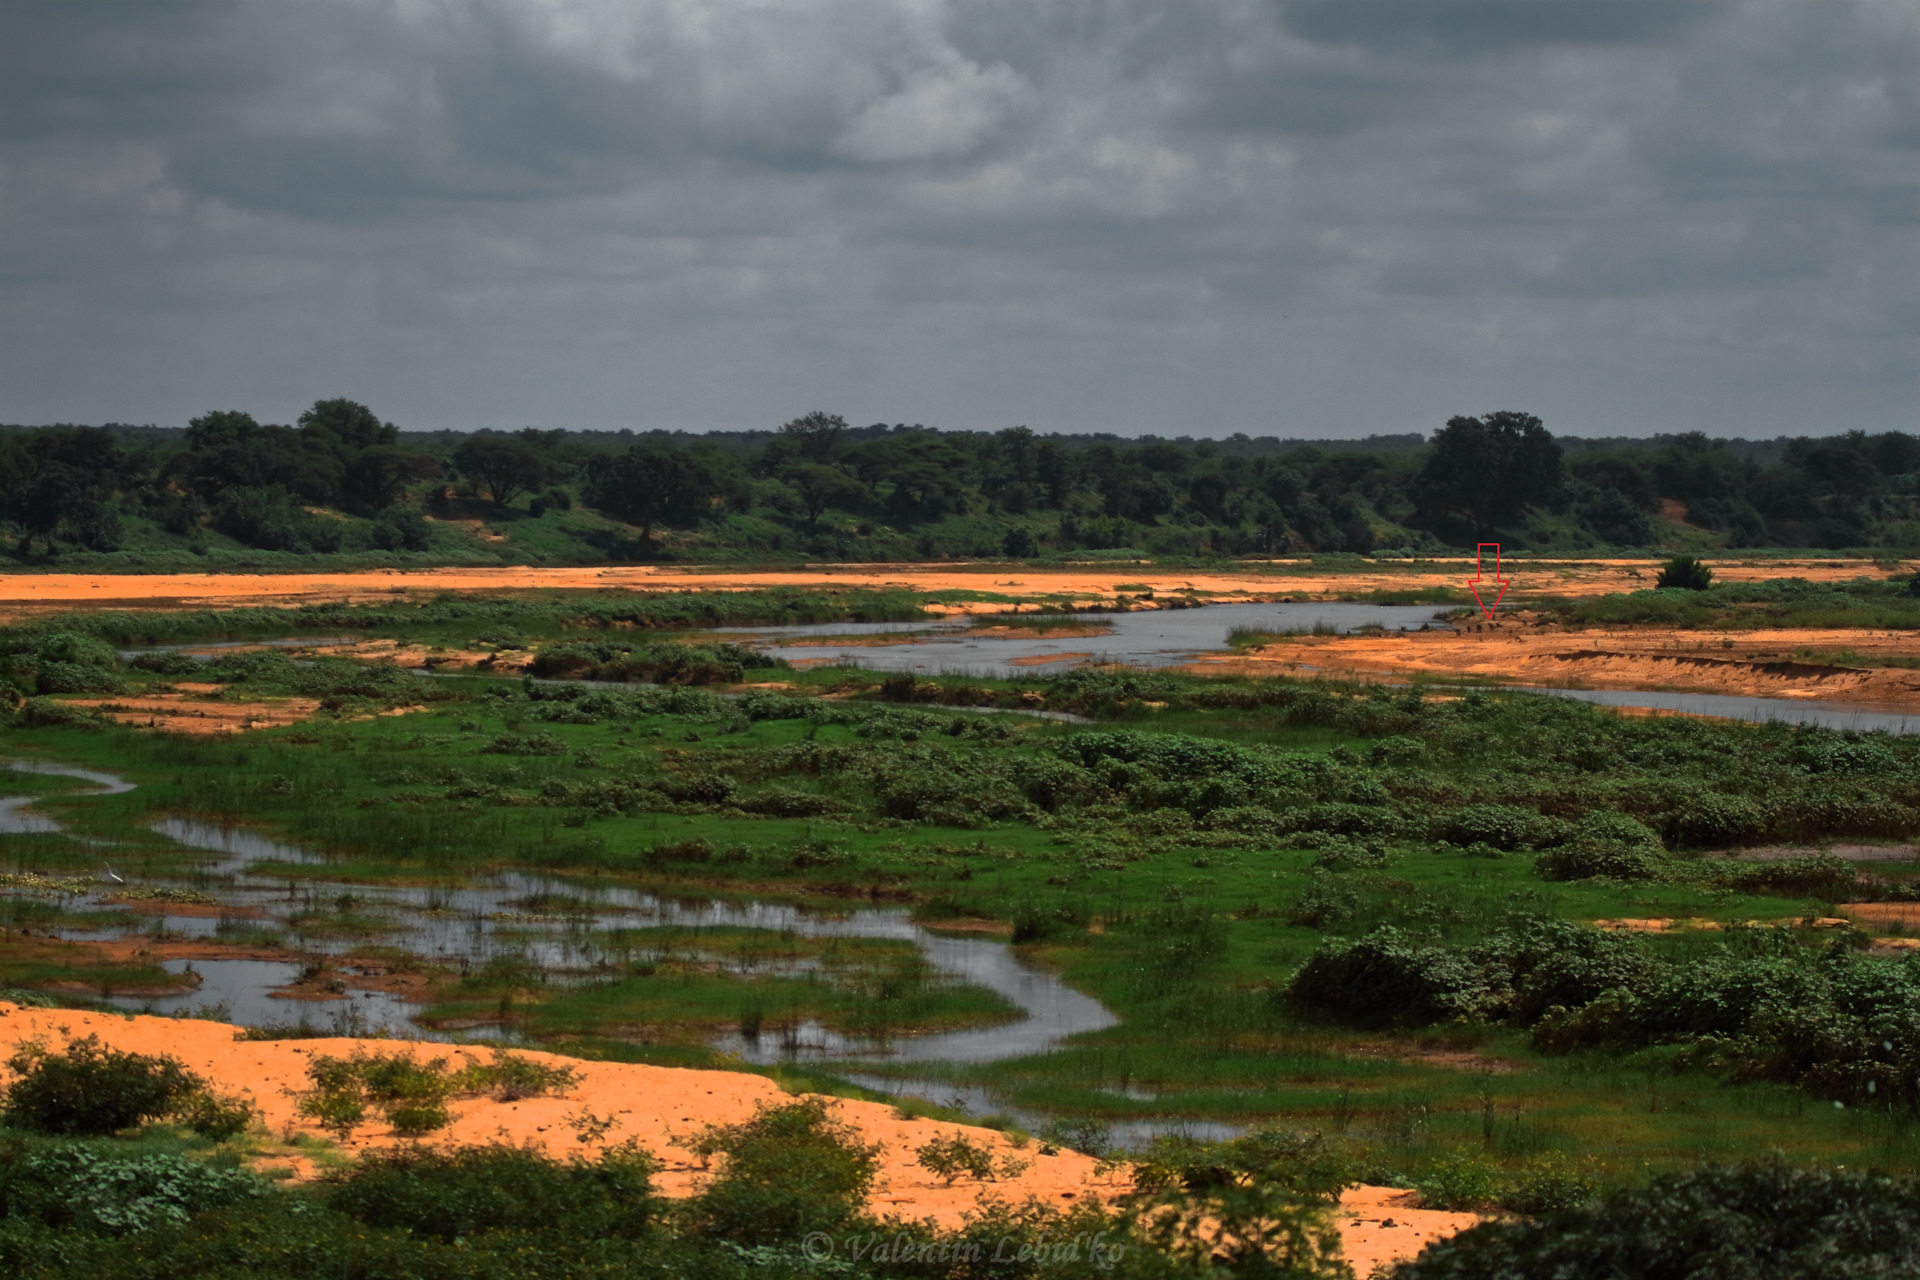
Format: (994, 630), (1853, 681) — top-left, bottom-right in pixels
(1, 1), (1913, 439)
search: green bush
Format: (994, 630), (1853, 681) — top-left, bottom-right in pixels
(171, 1089), (258, 1142)
(0, 1144), (271, 1236)
(1434, 804), (1556, 852)
(294, 1051), (457, 1139)
(1393, 1164), (1920, 1279)
(914, 1133), (1002, 1185)
(1655, 554), (1715, 590)
(1498, 1152), (1603, 1216)
(455, 1048), (579, 1102)
(680, 1098), (881, 1246)
(2, 1037), (204, 1136)
(1415, 1151), (1503, 1211)
(327, 1142), (657, 1243)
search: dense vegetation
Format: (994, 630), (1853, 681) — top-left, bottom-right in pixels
(8, 403), (1920, 566)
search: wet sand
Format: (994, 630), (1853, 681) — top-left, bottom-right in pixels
(0, 1003), (1474, 1267)
(0, 557), (1906, 619)
(1191, 620), (1920, 713)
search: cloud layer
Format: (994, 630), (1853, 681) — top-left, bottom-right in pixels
(1, 0), (1913, 436)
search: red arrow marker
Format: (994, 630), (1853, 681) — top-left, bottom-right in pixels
(1468, 542), (1508, 620)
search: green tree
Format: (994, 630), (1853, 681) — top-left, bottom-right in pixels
(453, 434), (552, 507)
(776, 411), (849, 463)
(298, 398), (397, 454)
(343, 445), (441, 513)
(1414, 411), (1564, 535)
(782, 461), (868, 529)
(586, 444), (723, 551)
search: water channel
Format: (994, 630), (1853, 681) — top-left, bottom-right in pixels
(2, 765), (1117, 1065)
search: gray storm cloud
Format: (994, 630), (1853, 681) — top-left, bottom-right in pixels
(0, 0), (1912, 436)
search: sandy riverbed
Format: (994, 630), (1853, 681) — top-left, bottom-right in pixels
(1190, 619), (1920, 712)
(0, 1003), (1476, 1270)
(0, 557), (1906, 619)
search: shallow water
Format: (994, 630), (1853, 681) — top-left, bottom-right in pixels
(3, 762), (1120, 1065)
(739, 602), (1451, 678)
(0, 760), (137, 835)
(835, 1071), (1244, 1151)
(1518, 686), (1920, 734)
(0, 798), (61, 835)
(106, 957), (422, 1034)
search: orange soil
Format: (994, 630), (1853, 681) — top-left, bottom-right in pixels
(1193, 620), (1920, 712)
(1843, 903), (1920, 928)
(0, 558), (1906, 619)
(1006, 651), (1095, 667)
(0, 1004), (1473, 1268)
(63, 690), (324, 734)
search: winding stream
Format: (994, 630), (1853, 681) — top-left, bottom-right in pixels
(2, 764), (1116, 1062)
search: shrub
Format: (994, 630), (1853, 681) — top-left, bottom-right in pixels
(1655, 554), (1715, 590)
(328, 1142), (657, 1243)
(0, 1144), (272, 1236)
(1666, 793), (1768, 848)
(1311, 836), (1392, 871)
(129, 651), (202, 676)
(172, 1088), (258, 1141)
(915, 1133), (1002, 1185)
(1416, 1151), (1503, 1211)
(1434, 804), (1555, 852)
(1498, 1152), (1603, 1216)
(680, 1098), (881, 1246)
(481, 731), (569, 756)
(2, 1037), (203, 1136)
(295, 1051), (457, 1139)
(1287, 927), (1496, 1027)
(456, 1048), (579, 1102)
(1392, 1164), (1920, 1279)
(1718, 854), (1861, 899)
(1130, 1127), (1356, 1203)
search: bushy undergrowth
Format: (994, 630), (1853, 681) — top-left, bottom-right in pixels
(0, 589), (926, 650)
(293, 1048), (577, 1139)
(1290, 918), (1920, 1106)
(529, 640), (784, 685)
(327, 1141), (658, 1243)
(3, 1037), (252, 1139)
(1393, 1163), (1920, 1279)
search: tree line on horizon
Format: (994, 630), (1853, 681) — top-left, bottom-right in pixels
(2, 403), (1918, 562)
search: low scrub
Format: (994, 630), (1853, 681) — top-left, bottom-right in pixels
(1394, 1163), (1920, 1278)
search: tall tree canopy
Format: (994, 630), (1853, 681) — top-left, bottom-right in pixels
(1414, 411), (1565, 535)
(586, 444), (723, 551)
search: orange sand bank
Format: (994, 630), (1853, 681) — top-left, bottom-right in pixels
(0, 1004), (1474, 1268)
(0, 557), (1904, 619)
(1192, 620), (1920, 712)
